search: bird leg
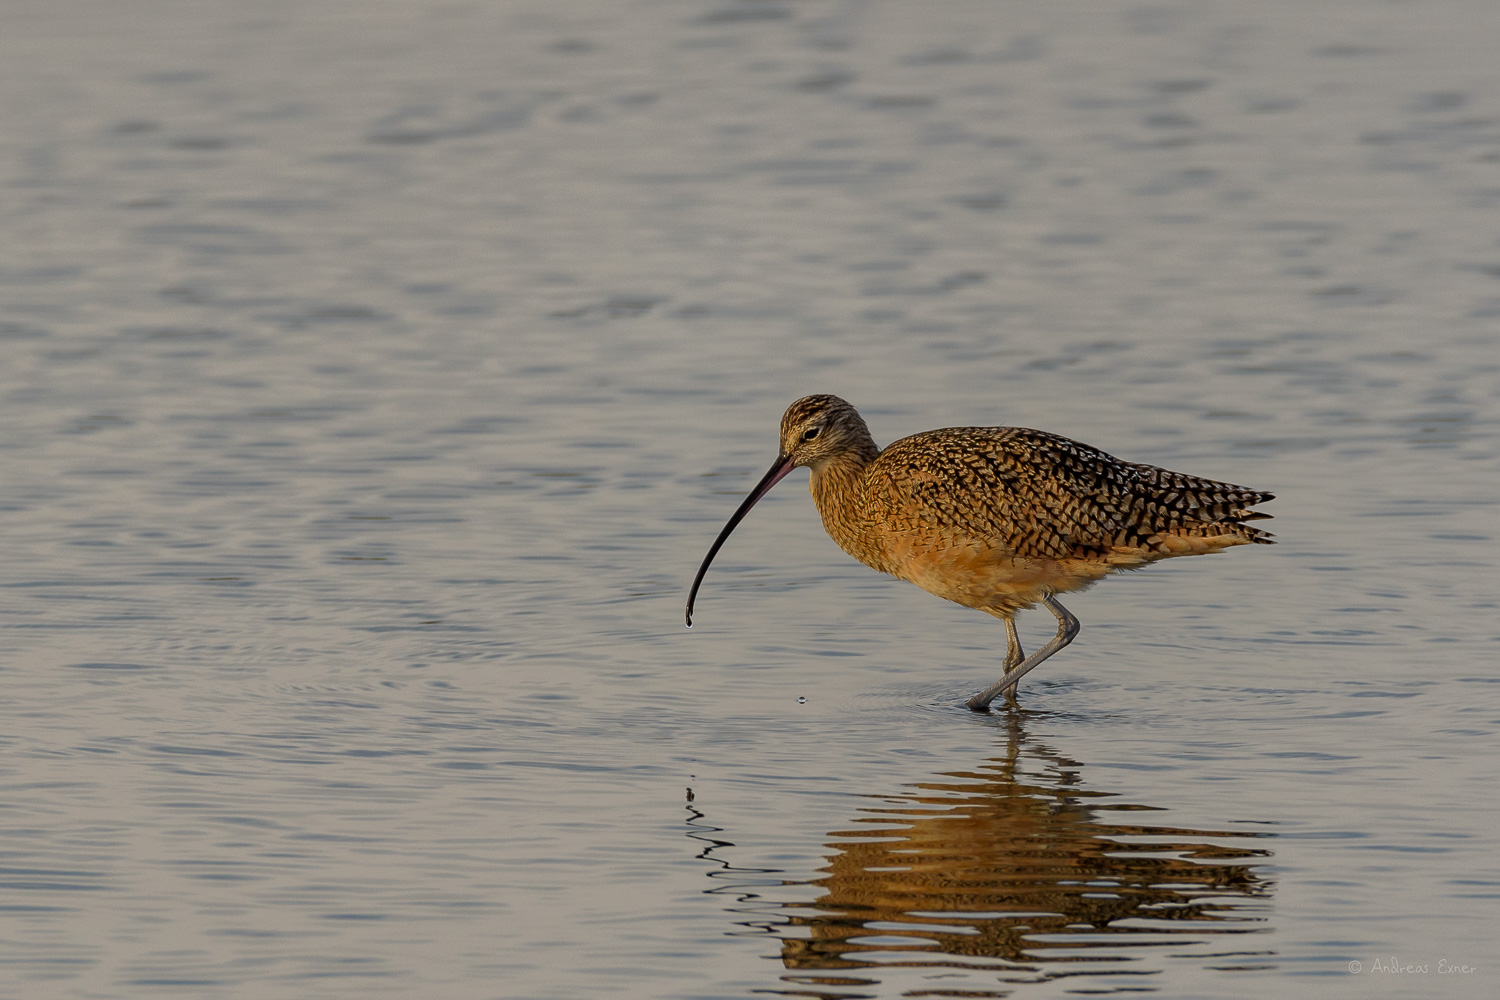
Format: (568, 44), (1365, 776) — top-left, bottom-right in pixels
(967, 596), (1080, 712)
(999, 617), (1025, 707)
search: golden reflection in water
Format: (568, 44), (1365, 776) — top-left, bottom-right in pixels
(688, 716), (1275, 997)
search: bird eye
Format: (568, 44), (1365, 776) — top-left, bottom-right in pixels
(802, 427), (821, 441)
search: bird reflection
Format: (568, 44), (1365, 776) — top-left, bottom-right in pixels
(687, 716), (1275, 995)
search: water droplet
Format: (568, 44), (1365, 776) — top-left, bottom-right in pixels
(796, 696), (807, 704)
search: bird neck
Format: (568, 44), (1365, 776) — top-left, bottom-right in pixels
(808, 443), (883, 569)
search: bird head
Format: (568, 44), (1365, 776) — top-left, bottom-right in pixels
(686, 393), (874, 627)
(777, 394), (874, 470)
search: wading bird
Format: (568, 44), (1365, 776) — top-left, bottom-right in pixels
(686, 395), (1273, 711)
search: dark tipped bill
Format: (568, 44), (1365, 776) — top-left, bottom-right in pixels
(685, 453), (796, 627)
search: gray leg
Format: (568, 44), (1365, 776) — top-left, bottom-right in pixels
(1000, 617), (1025, 708)
(968, 613), (1024, 713)
(967, 596), (1081, 712)
(966, 614), (1026, 716)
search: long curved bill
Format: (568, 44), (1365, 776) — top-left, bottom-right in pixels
(685, 453), (797, 627)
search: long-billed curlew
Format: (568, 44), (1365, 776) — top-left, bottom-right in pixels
(686, 395), (1274, 711)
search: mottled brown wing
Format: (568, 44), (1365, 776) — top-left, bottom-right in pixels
(872, 426), (1274, 559)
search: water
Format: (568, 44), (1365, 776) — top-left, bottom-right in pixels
(2, 0), (1497, 997)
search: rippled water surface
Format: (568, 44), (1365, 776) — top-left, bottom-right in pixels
(2, 1), (1498, 997)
